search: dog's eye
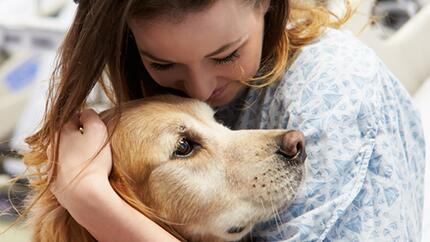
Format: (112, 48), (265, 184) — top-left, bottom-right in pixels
(227, 226), (246, 234)
(174, 138), (195, 158)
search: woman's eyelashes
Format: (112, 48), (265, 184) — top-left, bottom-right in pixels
(213, 49), (240, 64)
(148, 49), (241, 71)
(150, 62), (174, 71)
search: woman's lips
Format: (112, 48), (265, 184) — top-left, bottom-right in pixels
(209, 83), (229, 101)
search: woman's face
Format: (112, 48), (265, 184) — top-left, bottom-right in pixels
(128, 0), (269, 107)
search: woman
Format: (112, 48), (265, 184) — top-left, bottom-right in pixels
(25, 0), (425, 241)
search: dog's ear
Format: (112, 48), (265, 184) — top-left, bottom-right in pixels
(99, 108), (118, 130)
(108, 162), (187, 241)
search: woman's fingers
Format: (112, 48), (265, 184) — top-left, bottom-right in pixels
(59, 109), (106, 140)
(62, 112), (81, 133)
(49, 108), (112, 200)
(60, 108), (110, 168)
(79, 109), (107, 135)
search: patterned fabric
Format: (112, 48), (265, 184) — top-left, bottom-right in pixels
(215, 29), (426, 242)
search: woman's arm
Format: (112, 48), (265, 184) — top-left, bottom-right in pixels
(49, 109), (179, 242)
(63, 176), (179, 242)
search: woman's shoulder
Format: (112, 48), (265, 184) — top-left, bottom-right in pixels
(300, 28), (376, 59)
(274, 28), (388, 107)
(288, 28), (381, 78)
(234, 28), (411, 130)
(263, 29), (399, 128)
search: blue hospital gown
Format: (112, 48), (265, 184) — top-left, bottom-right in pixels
(215, 29), (426, 241)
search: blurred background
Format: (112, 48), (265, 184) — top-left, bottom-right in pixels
(0, 0), (429, 241)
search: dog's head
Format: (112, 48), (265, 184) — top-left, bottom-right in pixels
(102, 95), (306, 241)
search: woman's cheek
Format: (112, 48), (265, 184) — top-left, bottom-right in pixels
(154, 75), (180, 89)
(236, 53), (261, 81)
(142, 63), (176, 88)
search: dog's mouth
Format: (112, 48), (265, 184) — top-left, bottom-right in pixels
(221, 145), (307, 239)
(253, 144), (307, 215)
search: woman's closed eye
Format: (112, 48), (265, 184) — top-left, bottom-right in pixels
(148, 49), (240, 71)
(213, 49), (240, 65)
(150, 62), (174, 71)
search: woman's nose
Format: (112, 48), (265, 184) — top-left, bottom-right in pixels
(184, 68), (216, 101)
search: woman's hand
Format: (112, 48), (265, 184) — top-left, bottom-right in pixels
(47, 109), (179, 242)
(48, 109), (112, 207)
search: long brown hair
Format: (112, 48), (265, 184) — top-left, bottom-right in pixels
(27, 0), (352, 156)
(23, 0), (351, 239)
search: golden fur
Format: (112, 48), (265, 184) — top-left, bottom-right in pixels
(25, 95), (306, 242)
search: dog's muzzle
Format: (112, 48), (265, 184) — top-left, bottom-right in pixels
(276, 144), (306, 165)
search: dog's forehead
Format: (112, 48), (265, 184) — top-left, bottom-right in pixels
(102, 95), (219, 139)
(108, 96), (221, 164)
(138, 96), (215, 122)
(113, 95), (216, 132)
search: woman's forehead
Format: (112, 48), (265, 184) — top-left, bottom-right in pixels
(128, 1), (258, 60)
(129, 1), (257, 61)
(128, 0), (255, 23)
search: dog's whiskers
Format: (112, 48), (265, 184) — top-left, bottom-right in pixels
(258, 196), (267, 214)
(268, 184), (283, 234)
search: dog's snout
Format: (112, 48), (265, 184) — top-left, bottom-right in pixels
(278, 130), (306, 162)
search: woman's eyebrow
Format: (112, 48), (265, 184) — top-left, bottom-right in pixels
(139, 50), (172, 63)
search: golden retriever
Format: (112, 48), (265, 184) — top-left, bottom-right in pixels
(24, 95), (306, 242)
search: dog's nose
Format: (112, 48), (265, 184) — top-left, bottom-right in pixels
(277, 130), (306, 162)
